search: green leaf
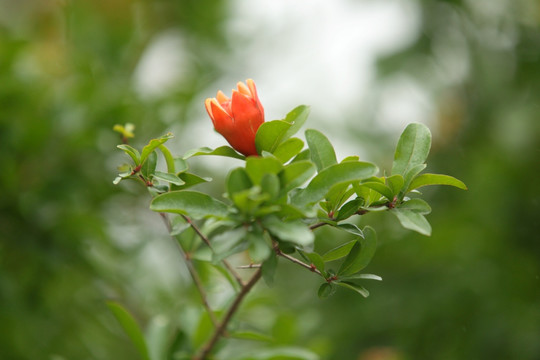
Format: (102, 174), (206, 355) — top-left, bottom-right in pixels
(335, 281), (370, 297)
(255, 120), (292, 154)
(141, 151), (157, 179)
(248, 233), (272, 263)
(174, 172), (211, 190)
(262, 252), (278, 286)
(150, 191), (228, 219)
(212, 227), (248, 263)
(246, 156), (283, 185)
(292, 161), (378, 207)
(338, 273), (382, 281)
(402, 163), (427, 193)
(338, 226), (377, 276)
(321, 240), (356, 262)
(140, 133), (174, 165)
(117, 144), (141, 165)
(407, 173), (468, 192)
(273, 137), (305, 163)
(398, 198), (431, 214)
(392, 123), (431, 176)
(183, 146), (245, 160)
(361, 182), (394, 201)
(335, 198), (363, 221)
(391, 209), (432, 236)
(386, 174), (404, 196)
(261, 173), (280, 199)
(262, 216), (314, 250)
(106, 301), (150, 360)
(283, 105), (310, 139)
(291, 149), (311, 163)
(304, 252), (325, 273)
(227, 168), (253, 197)
(279, 161), (316, 195)
(146, 315), (170, 360)
(230, 331), (273, 342)
(335, 223), (364, 237)
(305, 129), (337, 172)
(318, 283), (335, 299)
(153, 171), (185, 186)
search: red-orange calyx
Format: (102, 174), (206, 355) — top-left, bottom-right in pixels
(205, 79), (264, 157)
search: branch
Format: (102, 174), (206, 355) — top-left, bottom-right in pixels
(159, 213), (218, 328)
(194, 268), (262, 360)
(181, 215), (245, 287)
(275, 248), (325, 279)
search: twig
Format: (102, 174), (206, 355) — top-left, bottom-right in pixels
(237, 264), (262, 269)
(275, 248), (325, 278)
(181, 214), (245, 287)
(194, 268), (262, 360)
(309, 222), (329, 230)
(159, 213), (219, 328)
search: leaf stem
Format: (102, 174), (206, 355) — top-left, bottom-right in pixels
(194, 268), (262, 360)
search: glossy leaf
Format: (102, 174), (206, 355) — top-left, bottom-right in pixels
(150, 191), (228, 219)
(117, 144), (141, 165)
(291, 149), (311, 163)
(152, 171), (185, 186)
(292, 161), (378, 207)
(336, 223), (364, 237)
(283, 105), (310, 139)
(305, 129), (337, 172)
(318, 283), (335, 299)
(305, 252), (325, 273)
(246, 156), (283, 185)
(339, 273), (382, 281)
(140, 133), (174, 164)
(321, 240), (356, 262)
(227, 168), (253, 197)
(361, 182), (394, 201)
(279, 160), (316, 195)
(273, 137), (305, 163)
(262, 216), (314, 250)
(335, 281), (370, 298)
(402, 163), (427, 193)
(391, 208), (432, 236)
(338, 226), (377, 276)
(335, 198), (363, 221)
(386, 174), (404, 196)
(398, 198), (432, 214)
(183, 146), (245, 160)
(140, 151), (157, 179)
(392, 123), (431, 176)
(174, 173), (211, 190)
(407, 173), (468, 192)
(255, 120), (292, 154)
(106, 301), (150, 360)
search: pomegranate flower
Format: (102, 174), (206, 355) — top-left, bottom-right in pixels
(205, 79), (265, 157)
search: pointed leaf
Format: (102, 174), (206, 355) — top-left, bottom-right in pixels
(174, 173), (211, 190)
(336, 223), (364, 237)
(335, 281), (370, 297)
(336, 198), (363, 221)
(292, 161), (378, 207)
(107, 301), (150, 360)
(255, 120), (292, 154)
(283, 105), (310, 138)
(407, 173), (468, 192)
(117, 144), (141, 165)
(305, 129), (337, 172)
(361, 182), (394, 201)
(279, 161), (316, 195)
(273, 137), (305, 163)
(262, 216), (314, 250)
(150, 191), (228, 219)
(392, 123), (431, 176)
(338, 226), (377, 276)
(391, 208), (432, 236)
(140, 133), (174, 164)
(183, 146), (245, 160)
(153, 171), (185, 186)
(321, 240), (356, 262)
(305, 252), (325, 273)
(386, 174), (404, 196)
(398, 198), (431, 215)
(339, 273), (382, 281)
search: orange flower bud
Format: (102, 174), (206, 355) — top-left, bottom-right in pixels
(205, 79), (264, 156)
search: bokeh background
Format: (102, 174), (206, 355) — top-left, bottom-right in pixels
(1, 0), (539, 359)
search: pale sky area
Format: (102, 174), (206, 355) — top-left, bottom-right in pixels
(134, 0), (430, 159)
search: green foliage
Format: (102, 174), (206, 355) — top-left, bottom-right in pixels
(107, 302), (150, 360)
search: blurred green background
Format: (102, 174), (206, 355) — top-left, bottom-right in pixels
(1, 0), (539, 359)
